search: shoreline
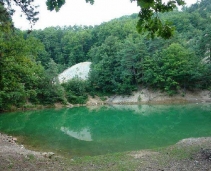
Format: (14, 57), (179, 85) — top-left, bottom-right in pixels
(1, 90), (211, 169)
(1, 89), (210, 113)
(0, 132), (211, 170)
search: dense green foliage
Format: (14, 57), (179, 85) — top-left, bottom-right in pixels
(143, 43), (209, 95)
(62, 78), (89, 104)
(1, 0), (211, 111)
(0, 31), (65, 111)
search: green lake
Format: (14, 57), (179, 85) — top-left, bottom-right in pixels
(0, 104), (211, 157)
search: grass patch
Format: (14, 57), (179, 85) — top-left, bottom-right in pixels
(27, 154), (35, 160)
(67, 152), (142, 171)
(62, 144), (206, 170)
(155, 144), (201, 160)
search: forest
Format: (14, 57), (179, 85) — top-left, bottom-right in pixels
(0, 0), (211, 111)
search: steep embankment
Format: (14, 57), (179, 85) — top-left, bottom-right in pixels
(86, 89), (211, 105)
(104, 89), (211, 104)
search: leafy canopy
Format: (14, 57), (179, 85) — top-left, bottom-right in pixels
(1, 0), (185, 38)
(47, 0), (186, 38)
(135, 0), (186, 39)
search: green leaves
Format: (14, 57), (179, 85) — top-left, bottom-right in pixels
(142, 43), (209, 95)
(136, 0), (185, 39)
(46, 0), (65, 11)
(0, 31), (43, 110)
(1, 0), (185, 39)
(0, 3), (13, 32)
(62, 77), (88, 104)
(0, 30), (67, 111)
(137, 0), (154, 8)
(89, 35), (148, 95)
(85, 0), (94, 5)
(176, 0), (185, 6)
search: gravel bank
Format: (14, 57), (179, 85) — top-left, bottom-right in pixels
(1, 132), (211, 171)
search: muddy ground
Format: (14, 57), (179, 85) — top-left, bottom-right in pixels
(0, 133), (211, 171)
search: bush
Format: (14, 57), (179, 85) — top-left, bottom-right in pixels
(62, 77), (89, 104)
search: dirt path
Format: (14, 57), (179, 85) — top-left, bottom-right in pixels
(1, 133), (211, 171)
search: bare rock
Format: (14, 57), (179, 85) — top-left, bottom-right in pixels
(42, 152), (55, 159)
(58, 62), (91, 83)
(201, 149), (211, 160)
(12, 137), (17, 142)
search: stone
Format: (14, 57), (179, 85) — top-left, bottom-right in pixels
(42, 152), (55, 159)
(12, 138), (17, 142)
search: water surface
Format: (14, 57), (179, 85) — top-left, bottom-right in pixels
(0, 104), (211, 157)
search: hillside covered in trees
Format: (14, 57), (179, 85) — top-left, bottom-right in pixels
(0, 0), (211, 111)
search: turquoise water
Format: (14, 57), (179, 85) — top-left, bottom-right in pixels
(0, 104), (211, 157)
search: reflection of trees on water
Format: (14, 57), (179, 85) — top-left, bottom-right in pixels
(0, 104), (211, 156)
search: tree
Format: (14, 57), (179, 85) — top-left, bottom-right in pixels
(1, 0), (186, 38)
(62, 77), (88, 104)
(0, 0), (39, 29)
(115, 34), (148, 94)
(30, 27), (65, 64)
(198, 25), (211, 63)
(36, 59), (66, 104)
(0, 2), (13, 31)
(48, 0), (186, 39)
(89, 36), (121, 93)
(142, 43), (209, 95)
(62, 28), (93, 66)
(0, 31), (45, 110)
(46, 0), (186, 38)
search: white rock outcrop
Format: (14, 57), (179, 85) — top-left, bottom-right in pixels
(58, 62), (91, 83)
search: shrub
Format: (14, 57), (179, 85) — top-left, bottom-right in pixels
(62, 77), (89, 104)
